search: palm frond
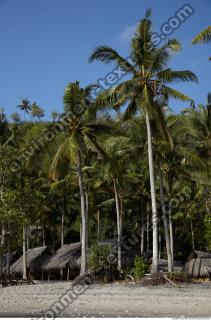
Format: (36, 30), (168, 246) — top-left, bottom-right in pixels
(158, 69), (198, 84)
(192, 26), (211, 44)
(131, 10), (153, 67)
(89, 45), (137, 74)
(123, 99), (139, 120)
(150, 39), (181, 72)
(161, 85), (193, 102)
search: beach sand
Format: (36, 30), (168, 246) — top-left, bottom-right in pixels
(0, 281), (211, 317)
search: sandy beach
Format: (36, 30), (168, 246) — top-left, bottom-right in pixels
(0, 281), (211, 317)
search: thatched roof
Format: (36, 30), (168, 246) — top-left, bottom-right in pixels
(10, 246), (49, 274)
(185, 250), (211, 278)
(42, 243), (81, 271)
(157, 259), (183, 272)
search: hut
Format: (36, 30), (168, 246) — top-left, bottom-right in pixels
(157, 259), (183, 273)
(42, 242), (81, 280)
(184, 251), (211, 279)
(10, 246), (50, 279)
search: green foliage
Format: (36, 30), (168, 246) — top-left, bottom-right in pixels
(31, 103), (45, 121)
(131, 256), (150, 280)
(88, 244), (118, 282)
(205, 214), (211, 251)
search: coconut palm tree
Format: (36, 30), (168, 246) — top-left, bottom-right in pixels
(192, 26), (211, 60)
(17, 98), (31, 120)
(51, 111), (60, 123)
(31, 103), (45, 122)
(89, 9), (197, 273)
(50, 81), (114, 275)
(184, 93), (211, 159)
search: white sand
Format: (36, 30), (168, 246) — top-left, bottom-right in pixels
(0, 281), (211, 317)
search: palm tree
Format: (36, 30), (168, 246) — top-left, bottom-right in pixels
(31, 103), (45, 122)
(51, 111), (60, 123)
(10, 112), (21, 124)
(184, 93), (211, 159)
(50, 81), (114, 275)
(192, 26), (211, 60)
(99, 136), (131, 272)
(17, 98), (31, 120)
(89, 9), (197, 273)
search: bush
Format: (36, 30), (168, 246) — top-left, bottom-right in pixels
(131, 256), (150, 280)
(88, 244), (118, 282)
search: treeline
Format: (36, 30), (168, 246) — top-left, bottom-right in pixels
(0, 11), (211, 277)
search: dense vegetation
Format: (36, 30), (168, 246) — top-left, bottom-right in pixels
(0, 11), (211, 279)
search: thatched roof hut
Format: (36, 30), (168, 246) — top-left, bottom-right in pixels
(184, 251), (211, 279)
(42, 242), (81, 271)
(10, 246), (50, 275)
(157, 259), (183, 272)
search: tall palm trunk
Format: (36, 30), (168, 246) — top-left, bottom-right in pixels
(140, 200), (144, 255)
(190, 220), (195, 252)
(169, 207), (174, 266)
(158, 165), (173, 272)
(42, 218), (45, 247)
(145, 112), (158, 273)
(6, 236), (10, 276)
(26, 226), (30, 251)
(0, 224), (5, 277)
(23, 226), (27, 280)
(147, 211), (149, 252)
(85, 191), (89, 248)
(61, 190), (67, 246)
(120, 197), (123, 236)
(77, 150), (87, 275)
(113, 178), (122, 272)
(61, 212), (64, 247)
(97, 210), (100, 242)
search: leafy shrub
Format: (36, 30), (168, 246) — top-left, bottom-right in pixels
(131, 256), (150, 280)
(88, 244), (118, 282)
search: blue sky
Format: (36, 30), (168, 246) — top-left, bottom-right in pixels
(0, 0), (210, 120)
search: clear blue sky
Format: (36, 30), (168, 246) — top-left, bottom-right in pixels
(0, 0), (210, 120)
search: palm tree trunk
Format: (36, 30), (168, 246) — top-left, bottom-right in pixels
(113, 178), (122, 272)
(0, 224), (5, 277)
(147, 211), (149, 252)
(6, 236), (10, 276)
(61, 212), (64, 247)
(35, 223), (38, 247)
(169, 207), (174, 267)
(97, 210), (100, 242)
(140, 200), (144, 255)
(158, 224), (161, 259)
(120, 197), (123, 236)
(77, 150), (87, 275)
(26, 226), (30, 251)
(61, 190), (67, 246)
(42, 219), (45, 247)
(190, 220), (195, 252)
(145, 112), (158, 273)
(85, 191), (89, 248)
(23, 226), (27, 280)
(158, 165), (173, 272)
